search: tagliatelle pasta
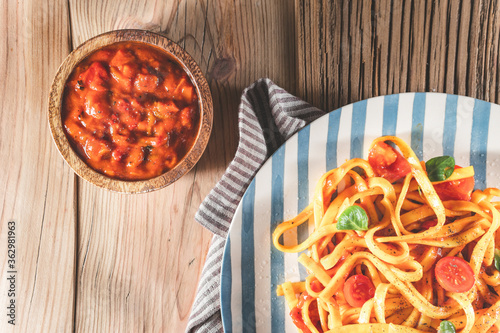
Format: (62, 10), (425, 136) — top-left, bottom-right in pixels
(273, 136), (500, 333)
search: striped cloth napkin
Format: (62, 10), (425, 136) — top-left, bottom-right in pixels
(186, 78), (324, 333)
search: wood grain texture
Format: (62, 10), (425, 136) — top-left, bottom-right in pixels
(296, 0), (500, 112)
(68, 0), (297, 331)
(0, 0), (75, 331)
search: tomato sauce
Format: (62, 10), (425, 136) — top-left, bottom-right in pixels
(62, 41), (200, 180)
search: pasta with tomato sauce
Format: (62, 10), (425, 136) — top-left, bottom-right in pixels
(273, 136), (500, 333)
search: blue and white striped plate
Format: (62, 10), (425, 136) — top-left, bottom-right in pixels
(220, 93), (500, 332)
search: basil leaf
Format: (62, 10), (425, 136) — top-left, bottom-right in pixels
(495, 249), (500, 272)
(426, 156), (455, 182)
(336, 205), (368, 231)
(439, 320), (456, 333)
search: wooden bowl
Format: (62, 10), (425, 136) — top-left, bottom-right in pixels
(48, 30), (213, 193)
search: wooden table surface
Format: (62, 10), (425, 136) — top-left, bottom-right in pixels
(1, 0), (499, 332)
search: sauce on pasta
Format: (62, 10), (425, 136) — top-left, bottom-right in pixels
(273, 136), (500, 333)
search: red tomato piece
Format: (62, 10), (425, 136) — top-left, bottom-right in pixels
(79, 62), (109, 92)
(121, 64), (137, 79)
(111, 146), (127, 162)
(114, 99), (133, 113)
(134, 73), (159, 93)
(433, 166), (474, 201)
(110, 67), (133, 92)
(136, 120), (149, 132)
(91, 49), (114, 62)
(163, 75), (179, 95)
(435, 256), (475, 293)
(310, 279), (324, 293)
(153, 101), (179, 118)
(114, 99), (140, 130)
(164, 150), (178, 169)
(173, 77), (188, 98)
(343, 274), (375, 308)
(109, 49), (135, 69)
(111, 133), (129, 146)
(289, 292), (321, 333)
(368, 142), (411, 183)
(421, 219), (438, 230)
(84, 91), (110, 119)
(83, 138), (111, 160)
(290, 307), (312, 333)
(155, 117), (176, 135)
(180, 84), (195, 103)
(180, 106), (198, 129)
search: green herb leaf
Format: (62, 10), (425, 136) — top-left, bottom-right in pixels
(336, 205), (369, 231)
(495, 248), (500, 272)
(439, 320), (456, 333)
(426, 156), (455, 182)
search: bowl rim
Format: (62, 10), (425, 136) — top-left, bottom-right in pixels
(48, 29), (213, 193)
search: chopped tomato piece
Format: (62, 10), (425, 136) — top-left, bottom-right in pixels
(92, 49), (114, 62)
(64, 119), (81, 136)
(83, 138), (111, 160)
(84, 91), (110, 119)
(421, 219), (438, 230)
(134, 73), (159, 93)
(121, 64), (137, 79)
(114, 99), (140, 130)
(343, 274), (375, 308)
(180, 106), (198, 129)
(368, 142), (411, 183)
(163, 150), (178, 169)
(310, 279), (324, 293)
(163, 75), (179, 95)
(124, 147), (144, 168)
(180, 84), (195, 103)
(109, 51), (138, 93)
(79, 62), (109, 92)
(111, 146), (127, 161)
(136, 120), (149, 132)
(435, 256), (475, 293)
(290, 307), (311, 333)
(173, 78), (188, 99)
(129, 98), (143, 109)
(109, 49), (135, 68)
(433, 166), (474, 201)
(110, 66), (134, 92)
(153, 101), (179, 118)
(289, 292), (321, 333)
(111, 132), (129, 145)
(114, 99), (132, 113)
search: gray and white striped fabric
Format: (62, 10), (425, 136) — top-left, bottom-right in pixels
(186, 78), (324, 333)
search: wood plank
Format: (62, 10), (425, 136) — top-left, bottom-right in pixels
(0, 0), (75, 331)
(69, 0), (297, 331)
(296, 0), (500, 110)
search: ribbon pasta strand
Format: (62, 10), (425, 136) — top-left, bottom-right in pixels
(273, 136), (500, 332)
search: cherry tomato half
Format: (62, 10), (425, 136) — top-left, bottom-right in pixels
(290, 306), (311, 333)
(435, 256), (475, 293)
(289, 292), (319, 333)
(421, 219), (438, 230)
(343, 274), (375, 308)
(433, 166), (474, 201)
(368, 142), (411, 183)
